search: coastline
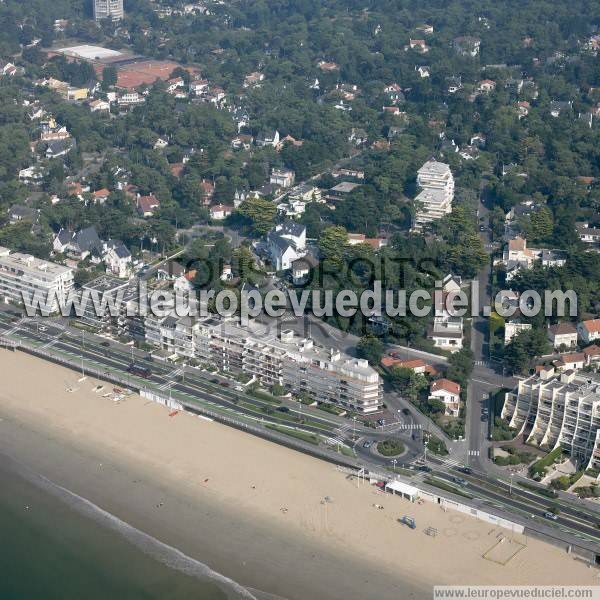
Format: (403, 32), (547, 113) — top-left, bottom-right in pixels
(0, 348), (597, 599)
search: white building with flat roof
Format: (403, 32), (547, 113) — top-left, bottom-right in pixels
(94, 0), (124, 21)
(502, 371), (600, 472)
(145, 313), (383, 413)
(413, 160), (454, 229)
(0, 247), (73, 313)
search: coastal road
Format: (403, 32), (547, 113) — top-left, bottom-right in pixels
(0, 311), (423, 464)
(2, 311), (598, 548)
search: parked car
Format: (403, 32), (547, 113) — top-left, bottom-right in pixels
(401, 408), (411, 416)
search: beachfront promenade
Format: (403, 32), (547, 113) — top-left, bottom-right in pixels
(0, 312), (599, 562)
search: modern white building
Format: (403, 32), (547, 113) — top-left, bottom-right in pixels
(144, 314), (383, 413)
(413, 160), (454, 229)
(502, 371), (600, 472)
(0, 247), (73, 313)
(93, 0), (124, 21)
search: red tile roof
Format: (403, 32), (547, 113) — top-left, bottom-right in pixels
(431, 378), (461, 395)
(581, 318), (600, 334)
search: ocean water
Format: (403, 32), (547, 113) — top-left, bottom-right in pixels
(0, 461), (257, 600)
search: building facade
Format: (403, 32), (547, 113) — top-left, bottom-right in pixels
(94, 0), (124, 21)
(146, 315), (383, 413)
(502, 371), (600, 472)
(0, 247), (73, 313)
(413, 160), (454, 229)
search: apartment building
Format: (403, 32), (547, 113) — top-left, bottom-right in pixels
(502, 371), (600, 472)
(0, 247), (73, 313)
(146, 315), (383, 413)
(413, 160), (454, 229)
(94, 0), (124, 21)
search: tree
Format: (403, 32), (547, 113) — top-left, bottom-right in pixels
(237, 198), (277, 235)
(446, 348), (474, 389)
(504, 328), (550, 374)
(102, 66), (118, 89)
(357, 335), (384, 365)
(318, 225), (347, 263)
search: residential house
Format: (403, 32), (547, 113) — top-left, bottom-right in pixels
(548, 322), (578, 349)
(53, 226), (103, 261)
(89, 99), (110, 113)
(416, 65), (431, 78)
(92, 188), (110, 204)
(415, 24), (434, 35)
(380, 356), (435, 375)
(504, 321), (532, 345)
(9, 205), (38, 224)
(270, 168), (295, 189)
(137, 194), (160, 217)
(46, 139), (72, 159)
(453, 36), (481, 57)
(346, 233), (388, 250)
(157, 260), (185, 281)
(429, 379), (461, 417)
(408, 39), (429, 53)
(244, 72), (265, 88)
(576, 222), (600, 247)
(478, 79), (496, 93)
(256, 130), (280, 148)
(267, 221), (307, 271)
(317, 61), (339, 72)
(550, 100), (572, 118)
(578, 319), (600, 344)
(446, 76), (463, 94)
(553, 352), (586, 372)
(327, 182), (361, 203)
(291, 254), (319, 285)
(209, 204), (233, 221)
(104, 240), (132, 278)
(501, 236), (566, 280)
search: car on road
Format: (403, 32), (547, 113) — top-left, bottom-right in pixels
(481, 414), (489, 422)
(479, 225), (486, 232)
(543, 512), (558, 521)
(277, 406), (290, 413)
(39, 325), (48, 332)
(362, 440), (372, 449)
(100, 341), (110, 347)
(452, 477), (468, 486)
(417, 465), (432, 473)
(457, 466), (472, 475)
(377, 419), (386, 426)
(219, 381), (230, 387)
(401, 408), (411, 416)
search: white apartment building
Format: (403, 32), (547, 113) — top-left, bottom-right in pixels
(502, 371), (600, 472)
(413, 160), (454, 229)
(94, 0), (124, 20)
(145, 314), (383, 413)
(0, 247), (73, 313)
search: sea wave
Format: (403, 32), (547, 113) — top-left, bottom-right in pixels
(24, 467), (264, 600)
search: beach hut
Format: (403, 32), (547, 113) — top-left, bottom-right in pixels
(385, 481), (419, 502)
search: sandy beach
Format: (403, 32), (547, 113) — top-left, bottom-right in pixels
(0, 348), (598, 599)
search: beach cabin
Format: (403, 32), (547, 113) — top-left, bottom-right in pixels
(384, 480), (419, 502)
